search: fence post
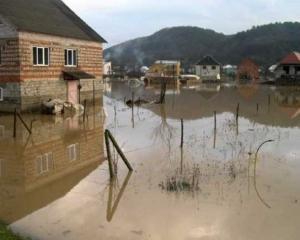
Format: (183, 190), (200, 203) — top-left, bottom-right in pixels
(13, 108), (17, 138)
(106, 129), (133, 172)
(180, 118), (184, 148)
(105, 130), (115, 179)
(83, 99), (87, 123)
(17, 113), (32, 134)
(236, 103), (240, 123)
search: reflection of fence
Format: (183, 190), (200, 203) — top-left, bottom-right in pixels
(13, 108), (32, 138)
(105, 129), (133, 179)
(106, 171), (132, 222)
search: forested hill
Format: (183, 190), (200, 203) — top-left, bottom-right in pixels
(104, 22), (300, 68)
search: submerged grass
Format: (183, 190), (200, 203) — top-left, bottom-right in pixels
(159, 164), (201, 193)
(0, 222), (30, 240)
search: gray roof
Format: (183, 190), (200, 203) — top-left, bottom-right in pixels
(196, 56), (221, 66)
(0, 0), (106, 43)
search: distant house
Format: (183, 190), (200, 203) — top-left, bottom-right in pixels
(237, 58), (259, 83)
(103, 62), (112, 76)
(0, 0), (106, 112)
(275, 52), (300, 84)
(145, 60), (181, 84)
(195, 56), (221, 81)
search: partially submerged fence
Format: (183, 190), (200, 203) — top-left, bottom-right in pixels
(104, 129), (133, 179)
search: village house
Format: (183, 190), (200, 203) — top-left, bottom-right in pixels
(0, 0), (106, 112)
(275, 52), (300, 85)
(237, 58), (260, 83)
(195, 56), (221, 81)
(145, 60), (181, 85)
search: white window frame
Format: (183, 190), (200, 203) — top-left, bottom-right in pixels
(65, 49), (77, 67)
(0, 87), (3, 101)
(67, 143), (79, 161)
(33, 46), (49, 66)
(36, 152), (53, 175)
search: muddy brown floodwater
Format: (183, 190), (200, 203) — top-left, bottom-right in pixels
(1, 81), (300, 240)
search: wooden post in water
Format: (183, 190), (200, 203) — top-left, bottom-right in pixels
(268, 95), (271, 112)
(92, 80), (95, 106)
(236, 103), (240, 123)
(105, 130), (115, 179)
(236, 103), (240, 136)
(83, 99), (87, 123)
(256, 103), (259, 114)
(106, 129), (133, 171)
(131, 92), (135, 128)
(214, 111), (217, 131)
(13, 108), (17, 138)
(180, 118), (184, 148)
(17, 113), (32, 134)
(213, 111), (217, 148)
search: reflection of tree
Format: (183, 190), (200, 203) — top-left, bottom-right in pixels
(152, 104), (176, 152)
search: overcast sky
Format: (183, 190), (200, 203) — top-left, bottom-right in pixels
(63, 0), (300, 47)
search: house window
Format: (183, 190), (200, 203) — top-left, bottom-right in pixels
(67, 143), (79, 161)
(65, 49), (77, 67)
(33, 47), (49, 66)
(212, 66), (216, 70)
(203, 66), (207, 69)
(36, 152), (53, 175)
(0, 87), (3, 101)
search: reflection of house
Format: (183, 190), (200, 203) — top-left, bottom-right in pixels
(145, 60), (181, 84)
(104, 62), (113, 76)
(195, 56), (221, 81)
(237, 58), (259, 83)
(275, 52), (300, 85)
(0, 0), (106, 112)
(223, 65), (237, 75)
(0, 113), (104, 224)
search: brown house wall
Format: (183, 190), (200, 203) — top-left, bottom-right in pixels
(18, 32), (103, 81)
(0, 31), (104, 112)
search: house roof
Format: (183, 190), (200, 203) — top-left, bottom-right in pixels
(0, 0), (106, 43)
(280, 52), (300, 65)
(196, 56), (221, 66)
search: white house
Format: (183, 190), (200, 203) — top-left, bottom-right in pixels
(103, 61), (112, 75)
(195, 56), (221, 81)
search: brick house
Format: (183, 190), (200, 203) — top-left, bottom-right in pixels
(0, 0), (106, 112)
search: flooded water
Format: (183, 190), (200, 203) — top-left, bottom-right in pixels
(1, 81), (300, 240)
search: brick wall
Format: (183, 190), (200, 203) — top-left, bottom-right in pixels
(19, 32), (103, 81)
(0, 31), (104, 112)
(0, 113), (104, 222)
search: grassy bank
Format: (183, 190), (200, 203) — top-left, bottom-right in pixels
(0, 223), (29, 240)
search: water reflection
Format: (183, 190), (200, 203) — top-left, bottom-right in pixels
(2, 82), (300, 240)
(106, 171), (132, 222)
(0, 108), (104, 224)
